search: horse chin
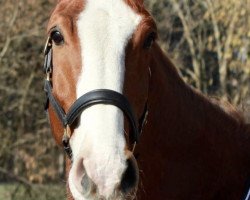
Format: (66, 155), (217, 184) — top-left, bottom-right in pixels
(68, 184), (137, 200)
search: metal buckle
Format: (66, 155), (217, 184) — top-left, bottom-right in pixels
(46, 73), (50, 81)
(62, 125), (73, 160)
(62, 126), (71, 151)
(44, 36), (52, 55)
(63, 125), (71, 139)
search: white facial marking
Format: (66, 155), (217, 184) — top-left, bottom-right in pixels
(69, 0), (141, 199)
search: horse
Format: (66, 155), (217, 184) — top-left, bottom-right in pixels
(43, 0), (250, 199)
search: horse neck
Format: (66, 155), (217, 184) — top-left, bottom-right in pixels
(147, 43), (249, 148)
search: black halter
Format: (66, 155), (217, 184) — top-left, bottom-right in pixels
(43, 37), (148, 161)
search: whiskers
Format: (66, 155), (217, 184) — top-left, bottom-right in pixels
(107, 190), (137, 200)
(91, 185), (138, 200)
(123, 188), (138, 200)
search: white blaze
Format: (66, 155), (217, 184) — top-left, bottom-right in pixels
(69, 0), (141, 199)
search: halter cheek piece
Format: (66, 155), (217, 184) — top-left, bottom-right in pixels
(43, 37), (148, 161)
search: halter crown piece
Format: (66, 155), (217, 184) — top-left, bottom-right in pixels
(43, 37), (148, 161)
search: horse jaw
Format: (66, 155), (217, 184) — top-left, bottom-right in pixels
(68, 0), (141, 199)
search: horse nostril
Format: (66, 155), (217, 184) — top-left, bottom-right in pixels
(81, 173), (90, 194)
(120, 157), (139, 194)
(81, 172), (95, 196)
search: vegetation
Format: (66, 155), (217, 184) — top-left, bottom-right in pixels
(147, 0), (250, 101)
(0, 184), (66, 200)
(0, 0), (249, 199)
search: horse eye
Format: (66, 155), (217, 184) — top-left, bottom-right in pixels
(143, 32), (156, 49)
(51, 30), (64, 45)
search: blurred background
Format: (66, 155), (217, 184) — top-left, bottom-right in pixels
(0, 0), (249, 199)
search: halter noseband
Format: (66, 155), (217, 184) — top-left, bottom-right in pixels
(43, 37), (148, 161)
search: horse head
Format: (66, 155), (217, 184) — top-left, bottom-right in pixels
(45, 0), (156, 199)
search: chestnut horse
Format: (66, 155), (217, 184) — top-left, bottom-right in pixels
(43, 0), (250, 199)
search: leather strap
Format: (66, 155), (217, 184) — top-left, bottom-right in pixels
(44, 80), (66, 124)
(43, 45), (52, 74)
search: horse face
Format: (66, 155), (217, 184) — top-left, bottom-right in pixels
(47, 0), (156, 199)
